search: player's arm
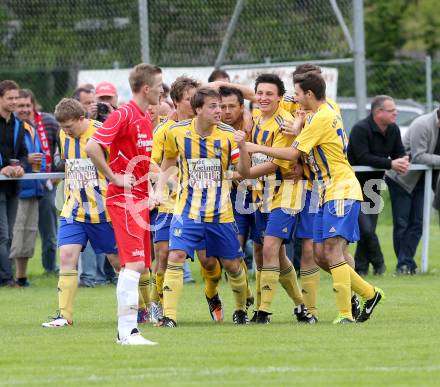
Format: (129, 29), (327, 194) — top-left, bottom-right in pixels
(208, 80), (256, 103)
(155, 156), (177, 204)
(245, 141), (301, 162)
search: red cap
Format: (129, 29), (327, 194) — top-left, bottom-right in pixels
(95, 81), (117, 97)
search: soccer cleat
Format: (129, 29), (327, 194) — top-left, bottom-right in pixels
(356, 287), (385, 323)
(116, 328), (157, 345)
(137, 308), (150, 324)
(245, 296), (255, 311)
(232, 310), (249, 325)
(42, 313), (73, 328)
(249, 311), (258, 323)
(205, 293), (224, 322)
(351, 295), (361, 321)
(149, 302), (163, 324)
(255, 311), (271, 324)
(157, 316), (177, 328)
(293, 304), (318, 324)
(333, 315), (355, 324)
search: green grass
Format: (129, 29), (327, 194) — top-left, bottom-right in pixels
(1, 223), (440, 386)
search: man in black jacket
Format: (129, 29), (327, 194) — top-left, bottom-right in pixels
(0, 80), (27, 287)
(347, 95), (409, 276)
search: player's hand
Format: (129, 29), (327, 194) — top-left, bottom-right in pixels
(391, 156), (409, 174)
(234, 130), (247, 148)
(284, 163), (303, 182)
(112, 173), (136, 188)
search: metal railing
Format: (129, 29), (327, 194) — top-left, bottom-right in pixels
(0, 164), (435, 272)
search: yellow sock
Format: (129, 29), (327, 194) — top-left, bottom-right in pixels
(58, 270), (78, 322)
(256, 267), (262, 309)
(240, 258), (253, 300)
(138, 271), (150, 309)
(279, 264), (304, 305)
(348, 266), (375, 300)
(300, 266), (320, 317)
(156, 272), (164, 303)
(228, 267), (247, 311)
(163, 262), (184, 322)
(150, 275), (160, 303)
(201, 259), (221, 299)
(259, 267), (280, 313)
(330, 262), (352, 319)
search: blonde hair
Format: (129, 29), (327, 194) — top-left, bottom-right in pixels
(54, 98), (85, 122)
(129, 63), (162, 93)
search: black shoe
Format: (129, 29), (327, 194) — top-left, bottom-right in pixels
(158, 316), (177, 328)
(293, 304), (318, 324)
(357, 288), (385, 323)
(249, 310), (258, 323)
(245, 296), (255, 311)
(205, 293), (224, 321)
(373, 263), (386, 276)
(395, 265), (409, 275)
(78, 280), (95, 288)
(351, 295), (361, 320)
(255, 311), (271, 324)
(356, 270), (368, 276)
(232, 310), (249, 325)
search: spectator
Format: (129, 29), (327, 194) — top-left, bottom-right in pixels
(0, 80), (27, 287)
(9, 89), (47, 286)
(208, 69), (230, 83)
(73, 87), (96, 120)
(16, 89), (60, 274)
(385, 106), (440, 275)
(348, 95), (409, 276)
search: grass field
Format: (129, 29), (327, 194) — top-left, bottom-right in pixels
(1, 223), (440, 386)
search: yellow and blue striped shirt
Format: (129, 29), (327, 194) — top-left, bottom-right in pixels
(60, 119), (110, 223)
(164, 119), (240, 223)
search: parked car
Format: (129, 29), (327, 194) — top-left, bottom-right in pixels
(338, 97), (425, 138)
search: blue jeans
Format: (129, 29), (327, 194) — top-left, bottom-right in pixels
(95, 254), (117, 285)
(38, 187), (58, 272)
(0, 191), (18, 283)
(386, 176), (424, 271)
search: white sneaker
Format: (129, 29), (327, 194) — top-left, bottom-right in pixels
(42, 314), (73, 328)
(116, 329), (158, 346)
(150, 302), (163, 324)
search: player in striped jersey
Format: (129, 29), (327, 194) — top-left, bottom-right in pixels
(236, 72), (384, 324)
(156, 87), (248, 327)
(236, 74), (314, 324)
(42, 98), (120, 328)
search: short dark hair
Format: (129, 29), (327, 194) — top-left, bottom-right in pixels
(72, 87), (94, 101)
(0, 80), (19, 97)
(219, 86), (244, 106)
(371, 95), (394, 114)
(18, 89), (36, 106)
(293, 72), (326, 100)
(190, 87), (220, 114)
(170, 76), (200, 104)
(255, 73), (286, 96)
(292, 63), (322, 78)
(208, 69), (230, 83)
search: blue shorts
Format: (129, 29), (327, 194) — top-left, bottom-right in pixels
(58, 218), (118, 254)
(253, 210), (270, 245)
(313, 200), (360, 243)
(296, 190), (319, 239)
(231, 188), (258, 240)
(152, 212), (172, 243)
(265, 208), (297, 244)
(169, 216), (243, 260)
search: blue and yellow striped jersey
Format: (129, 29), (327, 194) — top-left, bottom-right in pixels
(292, 103), (362, 203)
(164, 118), (240, 223)
(250, 106), (300, 213)
(60, 119), (111, 223)
(152, 118), (176, 214)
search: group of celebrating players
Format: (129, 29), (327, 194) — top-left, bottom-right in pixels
(41, 62), (384, 346)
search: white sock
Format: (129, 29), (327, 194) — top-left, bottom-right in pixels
(117, 269), (141, 340)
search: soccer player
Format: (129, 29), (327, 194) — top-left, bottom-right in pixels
(235, 72), (384, 324)
(235, 74), (315, 324)
(41, 98), (120, 328)
(86, 63), (163, 344)
(219, 86), (256, 308)
(156, 87), (249, 327)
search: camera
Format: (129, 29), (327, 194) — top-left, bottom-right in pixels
(96, 102), (110, 122)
